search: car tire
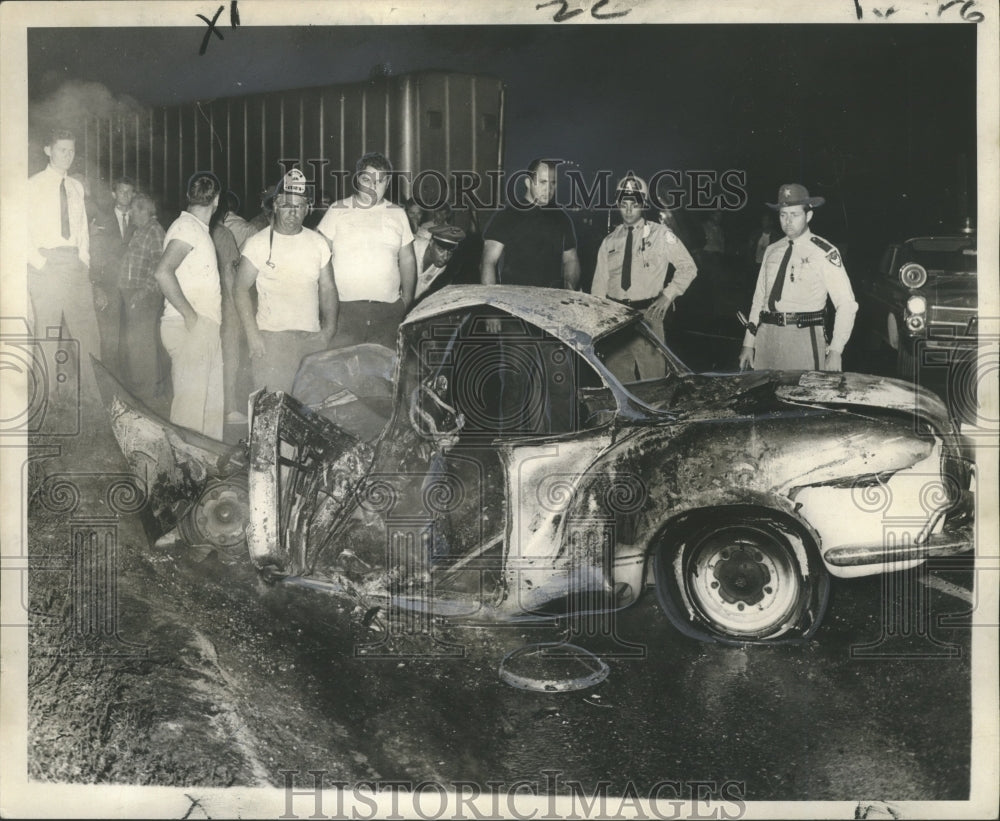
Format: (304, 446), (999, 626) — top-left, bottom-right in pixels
(653, 515), (829, 644)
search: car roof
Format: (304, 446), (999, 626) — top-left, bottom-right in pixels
(403, 285), (636, 349)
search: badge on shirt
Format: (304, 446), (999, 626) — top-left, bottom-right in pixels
(664, 229), (677, 244)
(826, 249), (842, 267)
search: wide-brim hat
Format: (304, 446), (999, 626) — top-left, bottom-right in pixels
(429, 224), (466, 247)
(767, 183), (825, 210)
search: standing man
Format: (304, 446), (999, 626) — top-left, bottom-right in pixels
(235, 169), (338, 395)
(414, 224), (466, 301)
(480, 158), (580, 290)
(26, 127), (101, 403)
(117, 193), (166, 408)
(317, 151), (416, 350)
(219, 190), (255, 251)
(91, 175), (136, 377)
(738, 184), (857, 372)
(210, 210), (244, 423)
(747, 212), (776, 271)
(591, 173), (698, 380)
(153, 172), (224, 439)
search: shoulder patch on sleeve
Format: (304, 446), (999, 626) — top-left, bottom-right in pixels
(810, 235), (833, 253)
(811, 235), (842, 267)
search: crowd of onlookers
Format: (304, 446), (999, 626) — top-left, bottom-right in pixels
(27, 126), (856, 442)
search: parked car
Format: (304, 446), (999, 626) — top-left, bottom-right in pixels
(96, 286), (975, 645)
(857, 233), (978, 421)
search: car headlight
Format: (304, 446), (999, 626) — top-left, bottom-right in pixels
(900, 263), (928, 289)
(906, 295), (927, 315)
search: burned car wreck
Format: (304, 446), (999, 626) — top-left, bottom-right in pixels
(98, 286), (975, 645)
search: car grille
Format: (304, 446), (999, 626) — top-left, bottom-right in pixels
(928, 305), (978, 339)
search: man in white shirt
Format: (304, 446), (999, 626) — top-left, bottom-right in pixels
(235, 169), (338, 395)
(316, 151), (417, 350)
(27, 128), (101, 404)
(153, 172), (225, 439)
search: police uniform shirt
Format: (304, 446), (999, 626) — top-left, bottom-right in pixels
(590, 218), (697, 302)
(742, 228), (858, 354)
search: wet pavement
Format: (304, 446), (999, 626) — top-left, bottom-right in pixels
(249, 562), (973, 801)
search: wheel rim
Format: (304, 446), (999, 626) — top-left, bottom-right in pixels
(685, 525), (802, 638)
(184, 479), (250, 548)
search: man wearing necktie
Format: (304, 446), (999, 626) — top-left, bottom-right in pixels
(738, 184), (857, 372)
(91, 176), (136, 378)
(591, 173), (698, 381)
(27, 128), (102, 405)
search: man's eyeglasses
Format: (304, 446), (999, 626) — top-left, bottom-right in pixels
(358, 171), (391, 185)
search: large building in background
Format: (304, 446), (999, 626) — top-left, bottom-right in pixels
(79, 71), (506, 221)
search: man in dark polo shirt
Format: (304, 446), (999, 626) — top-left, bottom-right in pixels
(477, 159), (581, 435)
(480, 158), (580, 290)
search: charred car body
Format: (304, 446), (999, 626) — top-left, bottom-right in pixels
(98, 286), (975, 645)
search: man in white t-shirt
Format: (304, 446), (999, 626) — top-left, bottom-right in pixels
(153, 171), (224, 439)
(235, 169), (338, 395)
(316, 151), (417, 350)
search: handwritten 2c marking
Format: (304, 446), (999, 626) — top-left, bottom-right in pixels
(535, 0), (631, 22)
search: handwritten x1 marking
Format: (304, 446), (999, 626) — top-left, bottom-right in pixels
(198, 5), (225, 55)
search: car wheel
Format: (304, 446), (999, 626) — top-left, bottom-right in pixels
(654, 515), (829, 644)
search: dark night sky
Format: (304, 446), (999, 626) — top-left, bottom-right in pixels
(28, 23), (977, 250)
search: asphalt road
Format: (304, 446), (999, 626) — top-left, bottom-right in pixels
(250, 554), (974, 803)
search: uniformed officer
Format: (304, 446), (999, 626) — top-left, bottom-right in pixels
(591, 173), (697, 379)
(738, 184), (857, 372)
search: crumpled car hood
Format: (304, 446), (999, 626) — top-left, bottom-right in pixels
(634, 370), (953, 432)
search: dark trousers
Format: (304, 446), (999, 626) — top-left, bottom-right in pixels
(95, 282), (124, 377)
(331, 299), (406, 351)
(120, 287), (165, 405)
(252, 330), (329, 395)
(27, 249), (102, 405)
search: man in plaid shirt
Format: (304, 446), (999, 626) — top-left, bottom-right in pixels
(118, 193), (166, 405)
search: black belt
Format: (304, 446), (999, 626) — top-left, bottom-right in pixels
(610, 296), (656, 310)
(758, 310), (825, 328)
